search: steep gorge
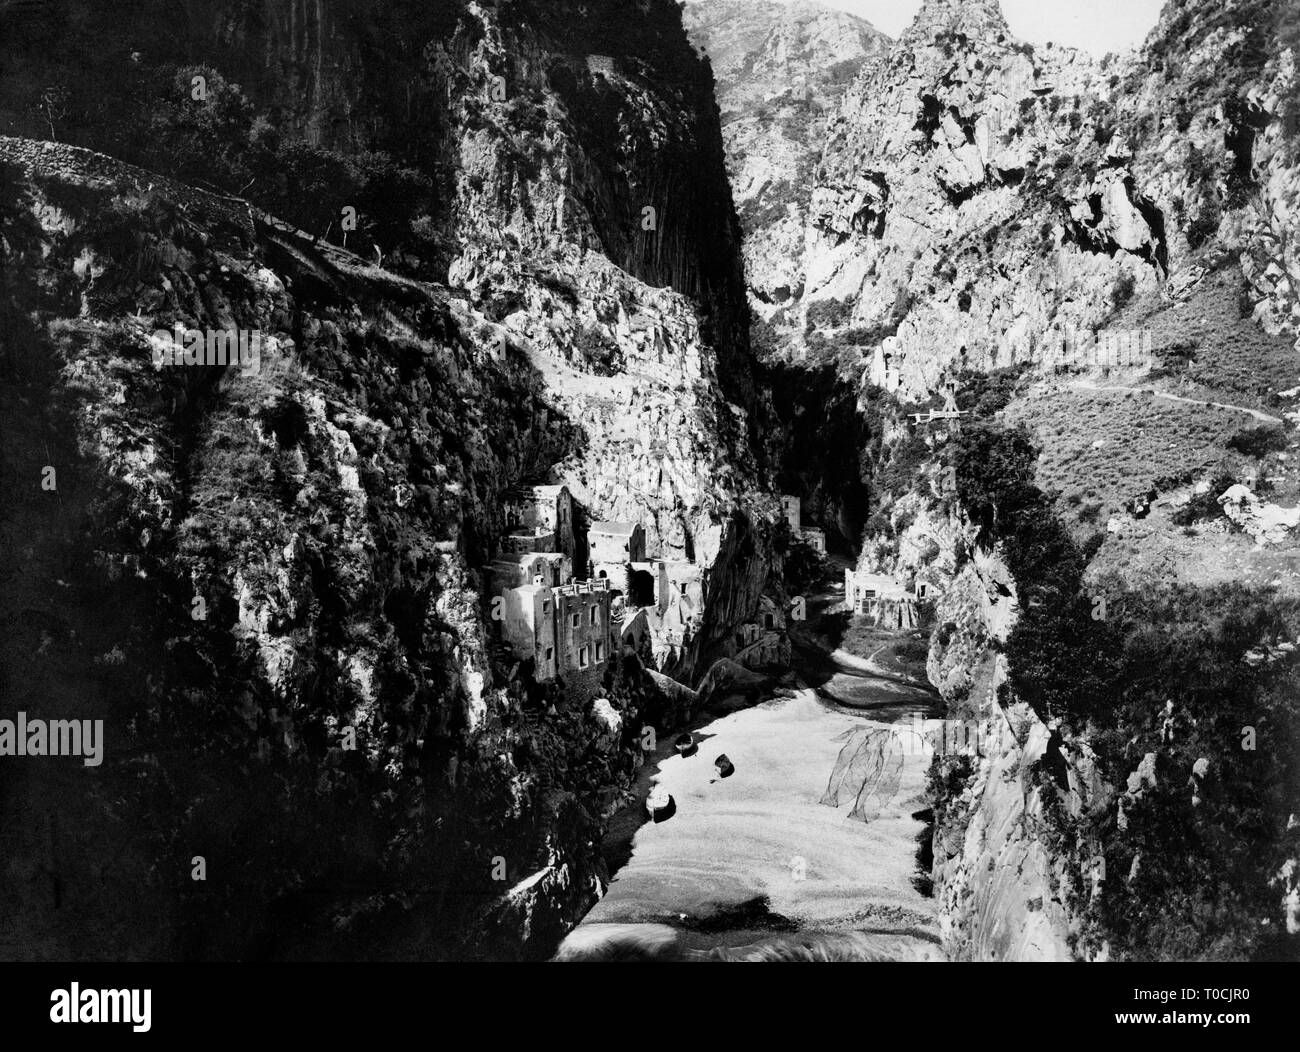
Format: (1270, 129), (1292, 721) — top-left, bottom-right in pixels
(732, 0), (1300, 960)
(2, 0), (1298, 964)
(0, 0), (792, 960)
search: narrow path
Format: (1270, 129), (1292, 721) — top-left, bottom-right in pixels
(1067, 381), (1285, 425)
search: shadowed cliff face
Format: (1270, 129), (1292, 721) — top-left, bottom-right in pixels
(0, 0), (755, 405)
(0, 0), (785, 961)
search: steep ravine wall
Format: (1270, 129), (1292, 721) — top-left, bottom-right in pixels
(0, 0), (787, 961)
(925, 547), (1076, 960)
(792, 0), (1300, 960)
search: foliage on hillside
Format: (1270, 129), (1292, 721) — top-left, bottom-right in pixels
(953, 421), (1300, 960)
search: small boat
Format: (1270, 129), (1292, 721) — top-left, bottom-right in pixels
(714, 754), (735, 779)
(674, 732), (697, 757)
(646, 784), (676, 822)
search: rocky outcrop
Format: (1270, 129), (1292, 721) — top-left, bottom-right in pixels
(1219, 482), (1300, 543)
(798, 0), (1300, 959)
(684, 0), (889, 327)
(0, 0), (789, 962)
(926, 550), (1078, 960)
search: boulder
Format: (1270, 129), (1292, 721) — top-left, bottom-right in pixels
(590, 698), (622, 753)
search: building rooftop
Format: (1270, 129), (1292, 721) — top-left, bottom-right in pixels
(590, 521), (640, 536)
(508, 483), (568, 499)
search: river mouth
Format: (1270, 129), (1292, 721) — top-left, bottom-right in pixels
(560, 597), (947, 961)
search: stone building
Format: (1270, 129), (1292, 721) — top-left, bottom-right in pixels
(662, 559), (703, 610)
(844, 568), (918, 630)
(485, 551), (571, 597)
(628, 559), (669, 609)
(499, 576), (615, 686)
(500, 527), (557, 557)
(500, 577), (559, 681)
(729, 596), (789, 669)
(589, 521), (651, 602)
(554, 579), (614, 674)
(589, 520), (645, 566)
(504, 484), (575, 561)
(801, 527), (827, 555)
(780, 494), (801, 532)
(619, 607), (652, 661)
(780, 493), (827, 556)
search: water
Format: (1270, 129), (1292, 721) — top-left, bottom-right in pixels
(558, 637), (947, 961)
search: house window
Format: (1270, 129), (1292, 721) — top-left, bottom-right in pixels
(589, 606), (597, 625)
(571, 613), (580, 629)
(543, 600), (551, 614)
(544, 647), (553, 661)
(579, 646), (590, 669)
(595, 642), (604, 662)
(764, 613), (774, 629)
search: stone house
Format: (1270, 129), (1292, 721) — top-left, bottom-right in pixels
(554, 579), (614, 675)
(619, 607), (652, 661)
(500, 578), (559, 681)
(628, 559), (669, 609)
(801, 527), (827, 555)
(500, 526), (556, 556)
(780, 493), (827, 556)
(844, 568), (918, 630)
(780, 494), (801, 532)
(499, 576), (615, 685)
(485, 551), (571, 597)
(589, 520), (645, 566)
(504, 484), (575, 561)
(661, 559), (703, 611)
(589, 521), (651, 602)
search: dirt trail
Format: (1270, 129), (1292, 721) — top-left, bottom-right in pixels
(1067, 381), (1285, 425)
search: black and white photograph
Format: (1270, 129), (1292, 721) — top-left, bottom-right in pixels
(0, 0), (1297, 1028)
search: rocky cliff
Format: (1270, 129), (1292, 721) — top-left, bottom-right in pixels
(771, 0), (1300, 959)
(684, 0), (889, 333)
(0, 0), (788, 960)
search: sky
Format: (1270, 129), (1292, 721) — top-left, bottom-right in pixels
(793, 0), (1168, 57)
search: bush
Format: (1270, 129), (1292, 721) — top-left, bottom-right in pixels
(1227, 424), (1290, 458)
(1171, 471), (1235, 526)
(954, 424), (1039, 544)
(805, 298), (855, 330)
(1111, 270), (1137, 309)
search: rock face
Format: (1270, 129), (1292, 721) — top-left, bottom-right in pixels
(683, 0), (889, 328)
(925, 550), (1075, 961)
(754, 0), (1300, 960)
(1219, 483), (1300, 544)
(0, 0), (794, 961)
(764, 0), (1299, 393)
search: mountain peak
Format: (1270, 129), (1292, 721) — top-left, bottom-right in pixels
(901, 0), (1010, 46)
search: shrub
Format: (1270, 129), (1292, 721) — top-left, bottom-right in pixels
(1227, 424), (1290, 458)
(1171, 471), (1235, 526)
(1111, 270), (1137, 309)
(805, 298), (855, 330)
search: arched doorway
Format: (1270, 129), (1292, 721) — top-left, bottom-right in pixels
(628, 569), (655, 608)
